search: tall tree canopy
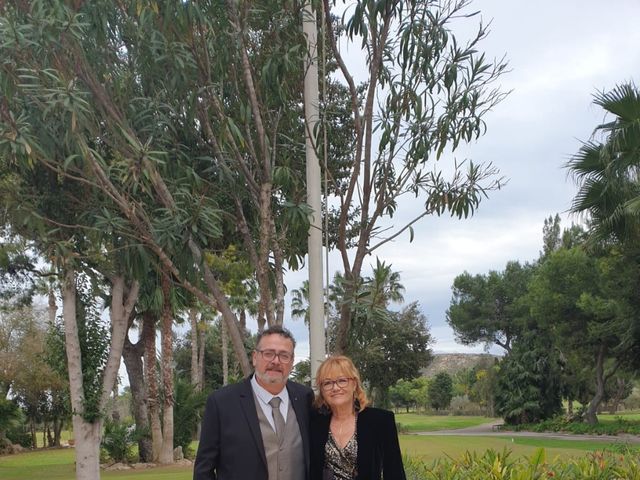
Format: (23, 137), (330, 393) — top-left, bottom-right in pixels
(567, 82), (640, 247)
(319, 0), (508, 352)
(447, 260), (534, 353)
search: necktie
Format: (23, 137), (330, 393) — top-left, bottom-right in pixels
(268, 396), (285, 442)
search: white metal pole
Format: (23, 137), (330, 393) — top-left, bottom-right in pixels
(302, 2), (326, 387)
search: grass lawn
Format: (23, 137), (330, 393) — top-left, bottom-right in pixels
(395, 413), (494, 432)
(398, 434), (631, 463)
(4, 434), (633, 480)
(600, 413), (640, 422)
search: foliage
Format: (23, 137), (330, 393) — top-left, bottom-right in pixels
(346, 301), (433, 407)
(428, 373), (454, 410)
(494, 332), (564, 425)
(567, 82), (640, 246)
(173, 378), (206, 457)
(290, 359), (311, 386)
(405, 448), (640, 479)
(528, 245), (640, 423)
(47, 280), (110, 423)
(0, 397), (24, 440)
(501, 415), (640, 436)
(447, 261), (534, 353)
(449, 395), (484, 416)
(390, 377), (433, 412)
(326, 263), (432, 406)
(174, 321), (225, 393)
(321, 0), (508, 353)
(101, 420), (136, 464)
(0, 240), (39, 309)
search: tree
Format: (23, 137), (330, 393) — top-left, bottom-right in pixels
(566, 81), (640, 384)
(566, 83), (640, 246)
(290, 359), (311, 386)
(321, 0), (508, 353)
(344, 301), (433, 407)
(494, 332), (563, 425)
(428, 372), (453, 410)
(0, 397), (24, 452)
(468, 366), (498, 416)
(527, 246), (639, 424)
(447, 261), (534, 353)
(389, 379), (415, 412)
(290, 280), (311, 326)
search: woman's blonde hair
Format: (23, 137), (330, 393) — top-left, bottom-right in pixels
(313, 355), (369, 411)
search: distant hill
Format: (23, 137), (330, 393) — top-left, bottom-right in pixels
(421, 353), (498, 377)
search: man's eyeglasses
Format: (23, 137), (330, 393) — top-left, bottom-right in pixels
(255, 349), (294, 363)
(320, 377), (352, 391)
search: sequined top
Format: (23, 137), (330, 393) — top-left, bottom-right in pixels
(323, 430), (358, 480)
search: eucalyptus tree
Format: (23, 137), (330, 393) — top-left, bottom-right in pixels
(0, 1), (318, 377)
(321, 0), (509, 352)
(0, 38), (140, 480)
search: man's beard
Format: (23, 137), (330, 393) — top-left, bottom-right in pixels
(255, 368), (288, 384)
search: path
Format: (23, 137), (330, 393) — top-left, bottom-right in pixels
(415, 421), (640, 444)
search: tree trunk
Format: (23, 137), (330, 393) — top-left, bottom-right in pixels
(158, 272), (174, 465)
(585, 345), (606, 425)
(198, 325), (205, 391)
(222, 319), (229, 386)
(53, 417), (62, 448)
(189, 308), (201, 391)
(30, 419), (36, 449)
(62, 267), (101, 479)
(48, 287), (57, 324)
(73, 419), (102, 479)
(143, 311), (162, 462)
(122, 334), (153, 462)
(43, 421), (49, 447)
(239, 310), (246, 331)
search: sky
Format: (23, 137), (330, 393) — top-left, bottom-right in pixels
(279, 0), (640, 361)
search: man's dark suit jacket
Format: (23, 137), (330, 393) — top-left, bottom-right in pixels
(310, 407), (406, 480)
(193, 377), (314, 480)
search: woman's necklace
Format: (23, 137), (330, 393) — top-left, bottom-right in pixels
(331, 414), (355, 440)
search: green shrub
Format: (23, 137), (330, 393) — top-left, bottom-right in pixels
(403, 448), (640, 479)
(101, 420), (135, 463)
(173, 378), (206, 458)
(6, 426), (33, 448)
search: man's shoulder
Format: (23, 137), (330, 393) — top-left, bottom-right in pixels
(208, 378), (251, 401)
(286, 380), (313, 396)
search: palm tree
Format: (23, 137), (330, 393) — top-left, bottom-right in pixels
(567, 82), (640, 246)
(290, 280), (310, 326)
(363, 258), (405, 308)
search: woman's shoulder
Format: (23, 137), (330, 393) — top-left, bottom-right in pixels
(358, 407), (396, 424)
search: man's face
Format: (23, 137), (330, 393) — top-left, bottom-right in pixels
(252, 333), (295, 393)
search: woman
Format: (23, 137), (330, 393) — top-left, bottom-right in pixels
(310, 355), (406, 480)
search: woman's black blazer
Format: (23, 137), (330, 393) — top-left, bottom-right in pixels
(310, 407), (406, 480)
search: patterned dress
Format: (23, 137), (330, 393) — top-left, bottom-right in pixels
(323, 430), (358, 480)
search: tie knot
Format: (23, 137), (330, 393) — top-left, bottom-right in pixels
(269, 396), (282, 408)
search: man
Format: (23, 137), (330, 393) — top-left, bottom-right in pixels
(193, 325), (313, 480)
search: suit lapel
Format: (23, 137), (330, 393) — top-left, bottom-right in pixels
(238, 378), (268, 469)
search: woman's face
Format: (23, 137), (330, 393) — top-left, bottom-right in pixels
(320, 371), (356, 411)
